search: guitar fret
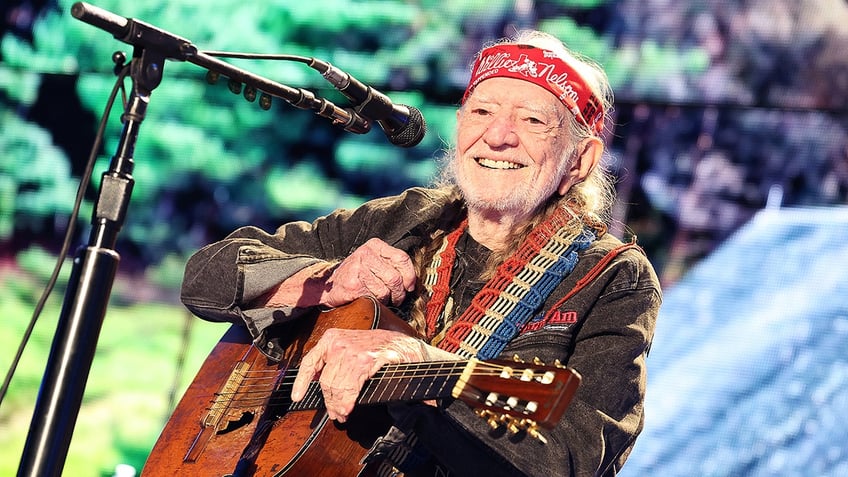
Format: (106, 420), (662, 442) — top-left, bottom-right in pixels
(280, 361), (470, 411)
(362, 367), (394, 404)
(393, 364), (416, 402)
(357, 361), (468, 405)
(427, 362), (462, 399)
(405, 364), (428, 401)
(398, 364), (423, 402)
(382, 364), (402, 403)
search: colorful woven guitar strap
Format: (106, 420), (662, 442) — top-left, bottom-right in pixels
(366, 207), (597, 476)
(421, 205), (595, 360)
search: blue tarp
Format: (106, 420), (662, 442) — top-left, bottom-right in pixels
(622, 206), (848, 477)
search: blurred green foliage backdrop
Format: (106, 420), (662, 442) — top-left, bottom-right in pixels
(1, 0), (846, 475)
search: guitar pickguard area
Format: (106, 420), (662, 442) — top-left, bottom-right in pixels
(208, 361), (257, 434)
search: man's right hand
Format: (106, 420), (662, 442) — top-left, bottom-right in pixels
(321, 237), (417, 307)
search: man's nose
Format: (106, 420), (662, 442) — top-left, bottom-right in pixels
(482, 113), (520, 148)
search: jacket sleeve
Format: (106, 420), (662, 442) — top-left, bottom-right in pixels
(179, 222), (336, 348)
(179, 187), (456, 357)
(554, 253), (661, 476)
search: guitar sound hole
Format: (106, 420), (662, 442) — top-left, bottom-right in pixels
(217, 411), (255, 434)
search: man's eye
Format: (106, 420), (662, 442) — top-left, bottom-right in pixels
(524, 116), (553, 132)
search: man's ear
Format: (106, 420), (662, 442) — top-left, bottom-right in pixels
(558, 137), (603, 195)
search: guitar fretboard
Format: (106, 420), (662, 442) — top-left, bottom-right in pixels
(286, 360), (466, 411)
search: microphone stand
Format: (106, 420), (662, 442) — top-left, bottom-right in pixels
(17, 44), (162, 477)
(18, 3), (371, 476)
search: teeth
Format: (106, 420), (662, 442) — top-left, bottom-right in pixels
(477, 158), (523, 170)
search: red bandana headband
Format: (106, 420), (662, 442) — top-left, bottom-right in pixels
(462, 44), (605, 135)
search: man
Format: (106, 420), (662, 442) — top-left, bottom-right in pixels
(181, 30), (661, 476)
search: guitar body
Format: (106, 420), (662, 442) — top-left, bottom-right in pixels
(142, 297), (396, 477)
(142, 296), (582, 476)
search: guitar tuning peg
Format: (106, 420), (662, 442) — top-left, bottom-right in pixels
(506, 418), (521, 435)
(532, 357), (545, 366)
(228, 78), (242, 94)
(554, 359), (564, 368)
(475, 409), (501, 430)
(512, 354), (525, 363)
(490, 415), (506, 430)
(526, 423), (549, 445)
(488, 417), (503, 430)
(475, 411), (549, 444)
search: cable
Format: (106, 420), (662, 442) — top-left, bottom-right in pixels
(0, 62), (132, 407)
(201, 51), (311, 63)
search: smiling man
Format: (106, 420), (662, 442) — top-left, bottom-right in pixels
(180, 30), (661, 477)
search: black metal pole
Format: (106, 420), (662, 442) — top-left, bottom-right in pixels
(16, 4), (374, 473)
(17, 44), (165, 477)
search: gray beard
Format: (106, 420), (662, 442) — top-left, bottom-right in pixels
(439, 150), (570, 217)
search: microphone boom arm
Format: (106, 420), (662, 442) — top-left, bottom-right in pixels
(70, 1), (371, 134)
(189, 51), (370, 134)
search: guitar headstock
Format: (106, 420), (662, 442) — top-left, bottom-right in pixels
(451, 356), (581, 443)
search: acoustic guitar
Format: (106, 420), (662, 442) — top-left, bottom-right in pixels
(141, 296), (581, 476)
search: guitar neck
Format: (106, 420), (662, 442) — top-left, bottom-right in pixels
(363, 360), (467, 404)
(289, 360), (467, 411)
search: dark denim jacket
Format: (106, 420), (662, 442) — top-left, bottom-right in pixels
(181, 187), (661, 476)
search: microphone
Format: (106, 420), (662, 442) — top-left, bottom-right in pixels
(308, 59), (426, 147)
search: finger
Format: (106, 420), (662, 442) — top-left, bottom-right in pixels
(365, 266), (408, 305)
(385, 256), (417, 292)
(322, 259), (379, 306)
(371, 240), (418, 291)
(320, 376), (366, 422)
(321, 383), (360, 422)
(336, 240), (415, 300)
(320, 343), (378, 420)
(290, 344), (327, 402)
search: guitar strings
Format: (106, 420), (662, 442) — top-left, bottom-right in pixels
(204, 360), (556, 413)
(210, 363), (465, 410)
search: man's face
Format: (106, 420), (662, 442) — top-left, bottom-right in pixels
(453, 77), (575, 221)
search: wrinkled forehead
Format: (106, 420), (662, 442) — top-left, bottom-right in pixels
(463, 43), (605, 135)
(463, 77), (568, 117)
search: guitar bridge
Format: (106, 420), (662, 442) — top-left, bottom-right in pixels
(205, 361), (254, 431)
(184, 360), (257, 462)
